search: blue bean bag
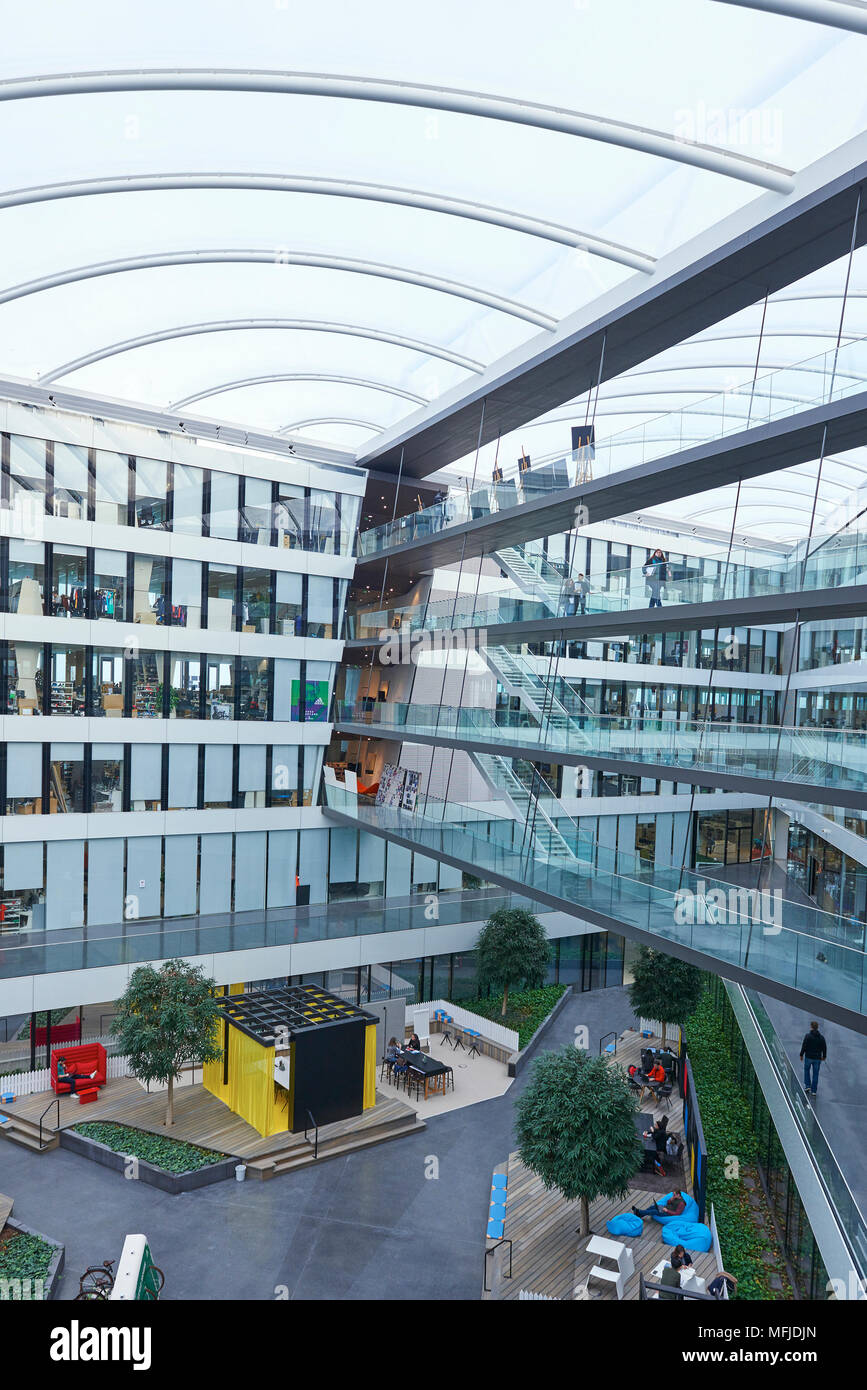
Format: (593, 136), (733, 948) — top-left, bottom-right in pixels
(606, 1213), (643, 1238)
(652, 1191), (700, 1225)
(662, 1220), (713, 1253)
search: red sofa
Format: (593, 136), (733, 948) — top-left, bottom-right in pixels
(50, 1042), (107, 1095)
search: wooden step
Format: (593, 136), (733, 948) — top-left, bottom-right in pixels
(0, 1119), (58, 1151)
(264, 1118), (422, 1177)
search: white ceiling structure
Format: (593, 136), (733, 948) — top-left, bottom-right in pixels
(0, 0), (865, 540)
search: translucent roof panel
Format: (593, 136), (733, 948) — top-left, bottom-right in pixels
(0, 0), (864, 455)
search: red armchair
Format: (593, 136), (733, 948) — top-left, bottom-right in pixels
(50, 1042), (107, 1095)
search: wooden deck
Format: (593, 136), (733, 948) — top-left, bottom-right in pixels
(0, 1077), (422, 1177)
(485, 1026), (714, 1300)
(488, 1155), (718, 1301)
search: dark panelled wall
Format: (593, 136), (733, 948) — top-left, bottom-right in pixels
(290, 1017), (367, 1131)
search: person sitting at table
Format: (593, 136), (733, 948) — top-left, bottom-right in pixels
(646, 1060), (666, 1085)
(406, 1032), (421, 1052)
(671, 1243), (693, 1269)
(386, 1036), (401, 1062)
(658, 1255), (684, 1301)
(632, 1192), (687, 1219)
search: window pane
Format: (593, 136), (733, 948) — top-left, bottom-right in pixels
(209, 470), (239, 540)
(130, 745), (162, 810)
(6, 743), (43, 814)
(171, 462), (203, 537)
(241, 477), (272, 545)
(92, 550), (127, 622)
(241, 568), (271, 634)
(52, 443), (89, 519)
(10, 435), (47, 506)
(205, 656), (235, 719)
(8, 540), (45, 616)
(275, 570), (302, 635)
(50, 742), (86, 813)
(169, 653), (202, 719)
(170, 557), (201, 631)
(134, 457), (169, 530)
(239, 655), (269, 720)
(206, 562), (236, 631)
(92, 648), (126, 717)
(130, 649), (165, 718)
(51, 545), (88, 618)
(91, 744), (123, 813)
(94, 450), (129, 526)
(49, 645), (87, 716)
(204, 744), (232, 807)
(8, 639), (44, 714)
(133, 555), (169, 625)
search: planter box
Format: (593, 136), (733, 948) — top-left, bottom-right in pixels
(508, 986), (574, 1077)
(3, 1218), (65, 1300)
(59, 1128), (237, 1193)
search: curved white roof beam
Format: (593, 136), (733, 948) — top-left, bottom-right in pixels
(169, 373), (429, 411)
(0, 248), (557, 330)
(0, 173), (653, 274)
(41, 319), (486, 384)
(712, 0), (867, 35)
(0, 69), (795, 192)
(278, 418), (385, 435)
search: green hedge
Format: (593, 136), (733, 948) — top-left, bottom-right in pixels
(448, 985), (566, 1049)
(73, 1121), (227, 1173)
(0, 1229), (56, 1298)
(685, 988), (789, 1300)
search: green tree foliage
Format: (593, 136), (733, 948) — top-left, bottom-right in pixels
(515, 1045), (642, 1235)
(112, 960), (223, 1126)
(628, 946), (703, 1045)
(476, 907), (550, 1016)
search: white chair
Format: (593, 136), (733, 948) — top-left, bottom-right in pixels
(588, 1264), (627, 1300)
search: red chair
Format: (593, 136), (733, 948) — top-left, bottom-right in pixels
(50, 1043), (107, 1095)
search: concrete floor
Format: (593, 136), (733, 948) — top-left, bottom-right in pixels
(1, 984), (636, 1301)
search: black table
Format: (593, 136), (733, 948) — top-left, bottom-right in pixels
(635, 1112), (658, 1172)
(397, 1050), (451, 1099)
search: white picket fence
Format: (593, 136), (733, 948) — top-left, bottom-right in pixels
(1, 1054), (131, 1097)
(518, 1289), (557, 1300)
(638, 1019), (682, 1048)
(409, 999), (519, 1053)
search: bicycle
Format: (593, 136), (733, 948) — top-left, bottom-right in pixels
(74, 1260), (115, 1300)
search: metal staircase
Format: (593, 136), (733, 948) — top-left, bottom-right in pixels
(470, 751), (578, 862)
(493, 544), (565, 614)
(482, 645), (593, 746)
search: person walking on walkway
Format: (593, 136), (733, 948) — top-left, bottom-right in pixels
(800, 1020), (827, 1096)
(799, 1019), (827, 1096)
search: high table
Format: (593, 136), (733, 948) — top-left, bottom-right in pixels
(397, 1050), (452, 1100)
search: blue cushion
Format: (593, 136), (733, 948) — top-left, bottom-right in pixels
(652, 1191), (700, 1225)
(606, 1214), (643, 1238)
(661, 1220), (713, 1253)
(487, 1218), (504, 1239)
(491, 1175), (507, 1190)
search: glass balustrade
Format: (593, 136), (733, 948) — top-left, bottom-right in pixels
(323, 779), (867, 1016)
(348, 517), (867, 640)
(357, 336), (867, 557)
(334, 699), (867, 796)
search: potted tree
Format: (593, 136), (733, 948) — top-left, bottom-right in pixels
(112, 960), (223, 1127)
(515, 1046), (641, 1235)
(627, 946), (703, 1047)
(476, 906), (550, 1017)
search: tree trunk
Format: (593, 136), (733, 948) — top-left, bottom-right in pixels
(661, 1019), (667, 1047)
(501, 983), (509, 1017)
(165, 1074), (174, 1127)
(578, 1195), (590, 1236)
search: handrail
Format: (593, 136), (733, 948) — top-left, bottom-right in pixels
(38, 1094), (60, 1149)
(639, 1273), (716, 1301)
(304, 1109), (319, 1160)
(599, 1030), (617, 1055)
(484, 1237), (513, 1293)
(732, 983), (867, 1281)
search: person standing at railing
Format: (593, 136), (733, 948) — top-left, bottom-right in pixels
(644, 549), (670, 608)
(560, 575), (576, 617)
(799, 1020), (827, 1097)
(575, 574), (591, 614)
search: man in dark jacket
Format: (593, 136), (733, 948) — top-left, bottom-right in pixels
(799, 1020), (827, 1096)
